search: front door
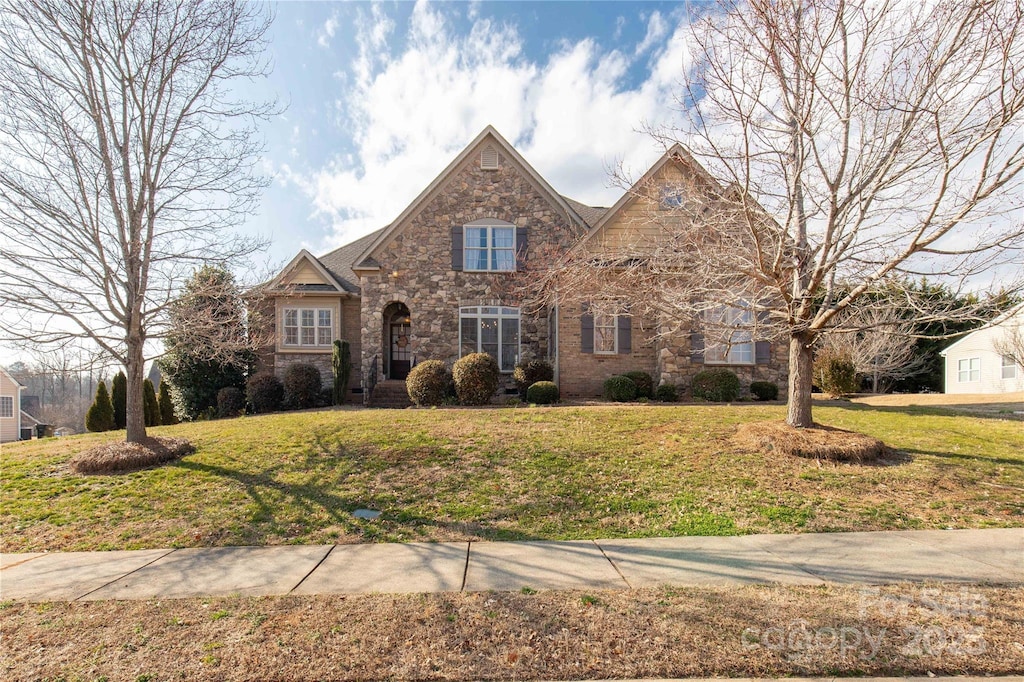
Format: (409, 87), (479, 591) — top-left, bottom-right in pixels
(390, 321), (411, 379)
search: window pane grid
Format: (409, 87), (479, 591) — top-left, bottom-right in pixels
(459, 306), (520, 372)
(0, 396), (12, 418)
(283, 308), (332, 347)
(463, 225), (516, 272)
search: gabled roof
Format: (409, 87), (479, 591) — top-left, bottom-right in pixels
(939, 302), (1024, 356)
(353, 126), (590, 271)
(318, 228), (385, 292)
(267, 249), (350, 294)
(0, 366), (25, 390)
(574, 143), (725, 251)
(561, 196), (608, 228)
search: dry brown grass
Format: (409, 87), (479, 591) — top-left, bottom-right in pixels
(1, 584), (1020, 680)
(734, 420), (891, 463)
(68, 436), (194, 474)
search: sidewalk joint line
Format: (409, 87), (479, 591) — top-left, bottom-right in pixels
(74, 548), (177, 602)
(0, 554), (46, 571)
(898, 532), (1022, 579)
(289, 545), (336, 594)
(460, 542), (472, 592)
(593, 540), (632, 590)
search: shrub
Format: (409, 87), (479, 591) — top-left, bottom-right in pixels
(513, 359), (555, 400)
(654, 383), (678, 402)
(603, 375), (637, 402)
(526, 381), (560, 405)
(453, 353), (500, 405)
(158, 380), (178, 425)
(406, 360), (452, 407)
(111, 371), (127, 429)
(246, 372), (284, 414)
(814, 349), (859, 398)
(217, 386), (245, 418)
(332, 339), (352, 405)
(143, 379), (161, 426)
(750, 381), (779, 401)
(623, 371), (654, 399)
(85, 380), (115, 432)
(283, 363), (322, 409)
(692, 369), (741, 402)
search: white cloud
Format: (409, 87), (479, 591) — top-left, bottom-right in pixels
(289, 3), (693, 250)
(635, 11), (668, 56)
(316, 12), (339, 49)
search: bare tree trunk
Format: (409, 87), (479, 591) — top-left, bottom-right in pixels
(787, 332), (814, 428)
(125, 330), (147, 443)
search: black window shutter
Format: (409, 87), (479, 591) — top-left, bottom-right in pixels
(451, 226), (463, 271)
(617, 315), (631, 354)
(690, 331), (704, 363)
(515, 227), (528, 271)
(755, 341), (771, 364)
(580, 305), (594, 354)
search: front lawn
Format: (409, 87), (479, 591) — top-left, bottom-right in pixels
(1, 403), (1021, 552)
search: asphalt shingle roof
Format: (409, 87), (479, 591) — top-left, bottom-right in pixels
(316, 228), (386, 294)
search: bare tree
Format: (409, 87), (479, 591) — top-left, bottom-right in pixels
(816, 307), (927, 393)
(547, 0), (1024, 428)
(992, 305), (1024, 369)
(0, 0), (274, 442)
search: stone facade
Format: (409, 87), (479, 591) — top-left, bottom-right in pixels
(358, 148), (583, 390)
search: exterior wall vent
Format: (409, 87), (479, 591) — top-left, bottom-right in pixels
(480, 145), (498, 170)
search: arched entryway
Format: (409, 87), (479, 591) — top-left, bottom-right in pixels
(383, 302), (412, 379)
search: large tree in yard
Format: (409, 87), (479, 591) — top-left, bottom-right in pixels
(555, 0), (1024, 428)
(0, 0), (273, 442)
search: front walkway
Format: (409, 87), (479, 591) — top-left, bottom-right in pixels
(1, 528), (1020, 602)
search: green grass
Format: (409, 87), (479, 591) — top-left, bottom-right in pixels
(1, 403), (1021, 552)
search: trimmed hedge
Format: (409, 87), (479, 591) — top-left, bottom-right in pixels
(406, 360), (452, 407)
(692, 368), (740, 402)
(453, 353), (500, 405)
(603, 375), (637, 402)
(513, 359), (554, 400)
(654, 383), (678, 402)
(750, 381), (779, 401)
(526, 381), (559, 405)
(283, 363), (322, 409)
(246, 372), (284, 414)
(814, 349), (859, 398)
(217, 386), (246, 418)
(623, 371), (654, 399)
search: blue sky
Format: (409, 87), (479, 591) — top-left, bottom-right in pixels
(246, 1), (699, 268)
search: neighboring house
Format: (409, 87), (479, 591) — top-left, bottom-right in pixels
(1, 366), (25, 443)
(940, 304), (1024, 394)
(260, 126), (788, 402)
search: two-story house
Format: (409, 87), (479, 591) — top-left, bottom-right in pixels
(261, 126), (788, 403)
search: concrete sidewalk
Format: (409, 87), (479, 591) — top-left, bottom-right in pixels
(1, 528), (1020, 602)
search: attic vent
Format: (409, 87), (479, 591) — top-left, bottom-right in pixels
(480, 145), (498, 170)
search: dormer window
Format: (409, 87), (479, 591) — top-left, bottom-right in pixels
(480, 145), (499, 170)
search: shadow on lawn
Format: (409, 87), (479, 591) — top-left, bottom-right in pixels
(172, 459), (541, 543)
(817, 399), (1024, 421)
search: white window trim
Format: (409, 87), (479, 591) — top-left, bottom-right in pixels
(463, 221), (516, 273)
(282, 306), (333, 348)
(1000, 355), (1017, 380)
(594, 313), (618, 355)
(0, 396), (12, 419)
(459, 305), (521, 373)
(704, 305), (755, 365)
(957, 357), (981, 383)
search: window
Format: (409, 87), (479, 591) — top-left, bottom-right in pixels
(1001, 355), (1017, 380)
(0, 396), (12, 419)
(660, 186), (685, 209)
(464, 223), (515, 272)
(958, 357), (981, 382)
(283, 307), (333, 347)
(704, 305), (754, 364)
(460, 306), (520, 372)
(594, 314), (618, 354)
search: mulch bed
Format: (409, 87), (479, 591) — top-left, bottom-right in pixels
(68, 437), (195, 474)
(733, 420), (892, 463)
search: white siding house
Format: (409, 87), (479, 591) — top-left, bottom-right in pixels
(1, 367), (24, 443)
(940, 304), (1024, 394)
